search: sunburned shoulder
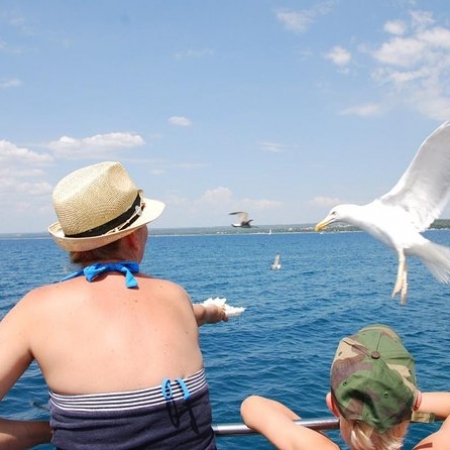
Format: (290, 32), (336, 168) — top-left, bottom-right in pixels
(138, 276), (190, 296)
(18, 282), (62, 303)
(1, 283), (60, 320)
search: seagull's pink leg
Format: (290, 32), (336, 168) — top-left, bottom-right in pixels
(400, 260), (408, 305)
(392, 251), (408, 303)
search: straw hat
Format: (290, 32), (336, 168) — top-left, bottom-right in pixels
(48, 161), (165, 252)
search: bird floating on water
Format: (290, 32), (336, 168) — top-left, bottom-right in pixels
(271, 253), (281, 270)
(315, 120), (450, 305)
(229, 211), (255, 228)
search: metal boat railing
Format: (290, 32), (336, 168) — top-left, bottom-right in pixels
(213, 417), (339, 436)
(213, 415), (439, 437)
(33, 400), (340, 435)
(32, 401), (435, 440)
(33, 400), (339, 436)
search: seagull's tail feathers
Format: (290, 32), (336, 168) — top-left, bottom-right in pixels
(413, 241), (450, 283)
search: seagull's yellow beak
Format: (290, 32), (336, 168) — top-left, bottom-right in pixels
(315, 218), (332, 232)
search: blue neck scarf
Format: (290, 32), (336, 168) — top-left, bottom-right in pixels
(61, 261), (140, 289)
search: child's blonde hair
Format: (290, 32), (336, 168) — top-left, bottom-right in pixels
(340, 418), (409, 450)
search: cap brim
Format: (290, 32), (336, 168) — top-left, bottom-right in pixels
(48, 198), (165, 252)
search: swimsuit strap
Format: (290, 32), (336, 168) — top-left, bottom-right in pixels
(61, 261), (140, 289)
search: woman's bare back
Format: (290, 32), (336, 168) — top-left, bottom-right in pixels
(19, 273), (204, 394)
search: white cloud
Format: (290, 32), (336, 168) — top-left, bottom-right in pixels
(197, 187), (233, 205)
(368, 10), (450, 121)
(248, 199), (283, 210)
(407, 76), (450, 121)
(0, 174), (15, 190)
(0, 78), (21, 89)
(48, 132), (145, 157)
(3, 11), (33, 35)
(0, 140), (53, 164)
(418, 27), (450, 48)
(275, 9), (314, 33)
(310, 196), (341, 207)
(149, 168), (165, 175)
(177, 162), (207, 169)
(410, 10), (435, 31)
(373, 36), (426, 67)
(174, 49), (214, 60)
(194, 187), (281, 212)
(384, 20), (407, 36)
(324, 46), (352, 67)
(15, 180), (52, 195)
(0, 142), (53, 216)
(372, 66), (428, 85)
(340, 103), (383, 117)
(169, 116), (193, 127)
(259, 141), (286, 153)
(275, 2), (333, 33)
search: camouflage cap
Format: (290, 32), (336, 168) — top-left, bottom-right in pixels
(330, 324), (418, 433)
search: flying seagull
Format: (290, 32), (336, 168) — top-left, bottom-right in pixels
(315, 120), (450, 305)
(229, 211), (255, 228)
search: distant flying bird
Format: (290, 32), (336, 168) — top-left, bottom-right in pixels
(315, 120), (450, 305)
(229, 211), (255, 228)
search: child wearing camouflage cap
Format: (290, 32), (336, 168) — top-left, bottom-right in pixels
(241, 324), (450, 450)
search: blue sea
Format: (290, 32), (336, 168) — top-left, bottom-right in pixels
(1, 228), (449, 449)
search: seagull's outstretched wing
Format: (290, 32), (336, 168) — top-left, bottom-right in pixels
(379, 120), (450, 231)
(229, 211), (249, 223)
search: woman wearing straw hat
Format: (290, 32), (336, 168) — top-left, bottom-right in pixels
(241, 324), (450, 450)
(0, 161), (227, 449)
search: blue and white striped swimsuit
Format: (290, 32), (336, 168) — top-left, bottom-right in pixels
(49, 369), (216, 450)
(49, 368), (206, 412)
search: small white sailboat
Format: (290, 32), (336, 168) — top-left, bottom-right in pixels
(271, 253), (281, 270)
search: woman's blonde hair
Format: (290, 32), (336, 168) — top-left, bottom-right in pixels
(340, 418), (409, 450)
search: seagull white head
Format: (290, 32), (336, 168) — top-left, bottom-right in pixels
(315, 205), (362, 231)
(315, 206), (341, 231)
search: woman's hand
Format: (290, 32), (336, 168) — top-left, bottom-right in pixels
(193, 304), (229, 326)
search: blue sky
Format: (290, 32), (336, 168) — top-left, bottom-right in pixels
(1, 0), (450, 233)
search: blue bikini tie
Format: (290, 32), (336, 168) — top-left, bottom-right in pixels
(161, 378), (191, 402)
(61, 261), (140, 288)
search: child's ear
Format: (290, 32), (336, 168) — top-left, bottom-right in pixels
(413, 390), (422, 411)
(326, 392), (340, 418)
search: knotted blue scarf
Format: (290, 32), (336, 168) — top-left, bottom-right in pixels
(61, 261), (140, 288)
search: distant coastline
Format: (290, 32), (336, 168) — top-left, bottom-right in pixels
(2, 219), (450, 239)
